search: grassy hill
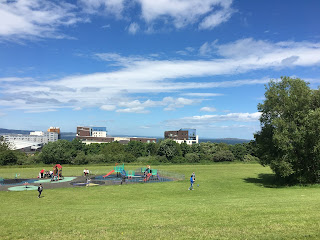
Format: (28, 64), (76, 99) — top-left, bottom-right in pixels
(0, 163), (319, 239)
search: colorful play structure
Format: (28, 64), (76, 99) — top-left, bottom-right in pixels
(52, 164), (63, 181)
(103, 163), (125, 178)
(100, 163), (162, 184)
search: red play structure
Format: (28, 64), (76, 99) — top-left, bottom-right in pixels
(53, 164), (63, 181)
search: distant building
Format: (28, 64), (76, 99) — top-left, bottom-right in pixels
(164, 128), (198, 145)
(3, 131), (58, 144)
(1, 127), (59, 152)
(76, 126), (156, 144)
(47, 127), (61, 139)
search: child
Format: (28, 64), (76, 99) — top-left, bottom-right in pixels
(188, 175), (194, 190)
(38, 184), (43, 198)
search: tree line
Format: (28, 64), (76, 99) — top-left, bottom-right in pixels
(0, 138), (258, 166)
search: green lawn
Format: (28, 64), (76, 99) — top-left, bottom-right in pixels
(1, 163), (320, 239)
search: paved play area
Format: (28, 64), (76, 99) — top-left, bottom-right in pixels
(0, 167), (185, 191)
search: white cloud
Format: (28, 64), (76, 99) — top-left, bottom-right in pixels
(73, 107), (82, 111)
(128, 22), (140, 34)
(0, 0), (83, 40)
(116, 107), (149, 113)
(137, 0), (234, 29)
(199, 6), (234, 30)
(164, 112), (261, 128)
(100, 105), (116, 111)
(115, 97), (199, 113)
(2, 39), (320, 112)
(183, 93), (223, 97)
(0, 77), (33, 82)
(78, 0), (125, 17)
(200, 107), (217, 112)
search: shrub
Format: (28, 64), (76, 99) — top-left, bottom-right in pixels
(212, 150), (235, 162)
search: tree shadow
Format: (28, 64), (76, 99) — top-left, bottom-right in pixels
(243, 173), (289, 188)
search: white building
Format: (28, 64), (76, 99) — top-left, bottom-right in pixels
(2, 131), (58, 144)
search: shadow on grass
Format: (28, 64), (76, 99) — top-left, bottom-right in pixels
(243, 174), (290, 188)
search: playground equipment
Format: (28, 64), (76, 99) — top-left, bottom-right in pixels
(52, 164), (63, 181)
(142, 166), (158, 182)
(103, 163), (125, 178)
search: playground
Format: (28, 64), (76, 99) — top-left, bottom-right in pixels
(0, 163), (184, 191)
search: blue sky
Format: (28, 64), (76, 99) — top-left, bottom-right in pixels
(0, 0), (320, 139)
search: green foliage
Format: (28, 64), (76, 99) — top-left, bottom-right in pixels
(72, 151), (88, 165)
(125, 141), (146, 158)
(0, 136), (255, 166)
(157, 139), (182, 160)
(0, 150), (18, 165)
(185, 153), (200, 163)
(230, 144), (247, 161)
(39, 140), (74, 164)
(212, 150), (235, 162)
(255, 76), (320, 183)
(243, 154), (259, 162)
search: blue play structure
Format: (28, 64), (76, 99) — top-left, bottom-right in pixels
(94, 164), (183, 185)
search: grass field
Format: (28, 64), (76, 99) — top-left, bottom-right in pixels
(1, 163), (320, 239)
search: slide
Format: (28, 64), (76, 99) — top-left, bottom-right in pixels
(103, 170), (115, 178)
(144, 173), (152, 182)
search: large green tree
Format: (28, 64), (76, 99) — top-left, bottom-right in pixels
(255, 77), (320, 183)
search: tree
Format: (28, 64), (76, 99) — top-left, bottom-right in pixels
(230, 144), (247, 161)
(255, 77), (320, 183)
(0, 150), (18, 165)
(125, 141), (146, 158)
(157, 139), (181, 161)
(39, 140), (73, 164)
(212, 150), (234, 162)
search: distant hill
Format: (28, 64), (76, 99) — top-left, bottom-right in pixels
(199, 138), (251, 145)
(0, 128), (31, 135)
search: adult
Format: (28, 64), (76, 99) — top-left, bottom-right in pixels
(40, 169), (45, 178)
(84, 169), (87, 176)
(38, 184), (43, 198)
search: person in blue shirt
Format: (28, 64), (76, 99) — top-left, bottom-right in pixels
(188, 175), (194, 190)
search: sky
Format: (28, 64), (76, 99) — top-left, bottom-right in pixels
(0, 0), (320, 139)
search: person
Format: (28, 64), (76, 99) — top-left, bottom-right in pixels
(192, 172), (196, 181)
(188, 175), (194, 190)
(121, 173), (126, 185)
(38, 184), (43, 198)
(40, 169), (45, 178)
(84, 169), (87, 176)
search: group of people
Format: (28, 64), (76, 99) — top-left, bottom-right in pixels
(188, 172), (196, 190)
(38, 169), (53, 179)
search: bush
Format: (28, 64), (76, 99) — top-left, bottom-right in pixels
(243, 154), (259, 162)
(86, 154), (106, 164)
(212, 150), (235, 162)
(72, 152), (88, 165)
(185, 153), (200, 163)
(0, 150), (18, 165)
(171, 156), (187, 164)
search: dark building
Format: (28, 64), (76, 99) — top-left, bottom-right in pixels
(164, 128), (198, 145)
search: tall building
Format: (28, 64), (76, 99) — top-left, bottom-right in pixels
(164, 128), (198, 145)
